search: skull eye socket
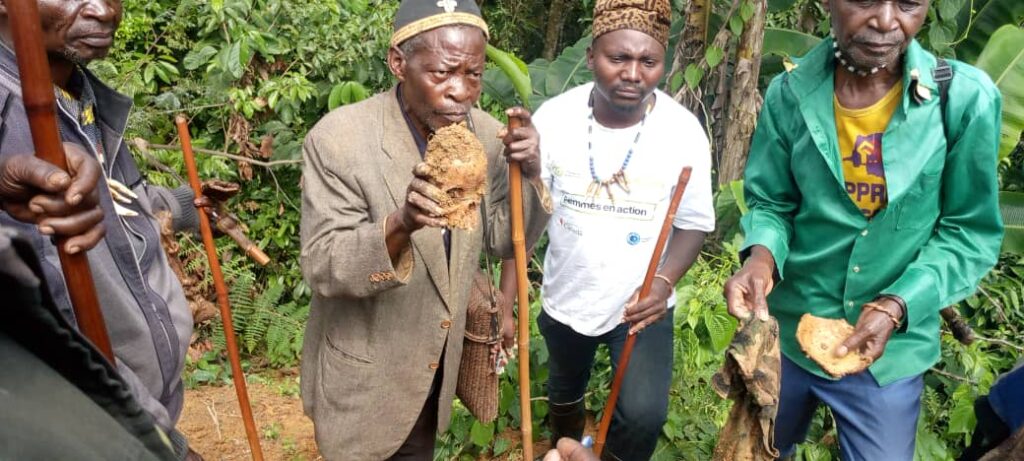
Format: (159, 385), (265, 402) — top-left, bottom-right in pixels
(448, 187), (465, 199)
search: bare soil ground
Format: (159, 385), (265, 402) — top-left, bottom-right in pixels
(179, 373), (584, 461)
(179, 372), (321, 461)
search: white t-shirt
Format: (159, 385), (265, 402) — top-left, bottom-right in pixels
(533, 82), (716, 336)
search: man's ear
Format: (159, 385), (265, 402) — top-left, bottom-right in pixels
(387, 46), (407, 82)
(586, 45), (594, 71)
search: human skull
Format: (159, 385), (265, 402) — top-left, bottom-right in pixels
(422, 122), (488, 230)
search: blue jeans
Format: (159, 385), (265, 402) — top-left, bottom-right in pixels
(775, 356), (923, 460)
(538, 308), (674, 461)
(989, 362), (1024, 433)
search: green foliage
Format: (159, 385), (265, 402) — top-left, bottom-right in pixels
(1000, 191), (1024, 253)
(760, 28), (821, 85)
(974, 25), (1024, 161)
(220, 274), (307, 367)
(483, 36), (594, 110)
(955, 0), (1024, 63)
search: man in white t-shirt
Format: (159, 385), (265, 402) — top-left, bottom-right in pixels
(531, 1), (715, 460)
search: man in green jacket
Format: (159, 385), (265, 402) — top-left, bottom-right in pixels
(724, 0), (1003, 458)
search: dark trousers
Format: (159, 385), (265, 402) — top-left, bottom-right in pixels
(387, 359), (443, 460)
(775, 356), (923, 460)
(538, 308), (674, 461)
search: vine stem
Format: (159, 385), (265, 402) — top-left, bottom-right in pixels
(929, 367), (978, 385)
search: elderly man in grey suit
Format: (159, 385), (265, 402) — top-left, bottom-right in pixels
(298, 1), (550, 460)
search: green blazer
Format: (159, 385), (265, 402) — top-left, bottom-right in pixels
(741, 39), (1003, 385)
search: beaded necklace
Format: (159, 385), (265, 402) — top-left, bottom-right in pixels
(832, 34), (886, 77)
(586, 92), (655, 202)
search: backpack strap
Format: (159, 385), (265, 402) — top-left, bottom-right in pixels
(933, 58), (954, 145)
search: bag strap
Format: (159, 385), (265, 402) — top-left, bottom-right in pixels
(470, 113), (502, 342)
(933, 58), (954, 146)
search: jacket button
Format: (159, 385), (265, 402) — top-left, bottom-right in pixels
(848, 301), (855, 307)
(428, 362), (440, 370)
(441, 320), (452, 329)
(853, 266), (861, 273)
(861, 229), (869, 237)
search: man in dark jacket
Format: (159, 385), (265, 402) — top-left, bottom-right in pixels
(0, 220), (178, 461)
(0, 1), (206, 458)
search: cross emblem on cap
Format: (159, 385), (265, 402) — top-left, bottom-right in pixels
(437, 0), (457, 13)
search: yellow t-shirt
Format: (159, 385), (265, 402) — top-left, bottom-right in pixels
(835, 81), (902, 218)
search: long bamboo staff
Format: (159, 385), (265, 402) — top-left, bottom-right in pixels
(175, 115), (264, 461)
(508, 115), (534, 460)
(7, 0), (113, 361)
(594, 166), (693, 457)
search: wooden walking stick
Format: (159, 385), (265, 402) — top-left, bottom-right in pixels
(594, 166), (693, 457)
(6, 0), (113, 361)
(508, 115), (534, 460)
(175, 115), (264, 461)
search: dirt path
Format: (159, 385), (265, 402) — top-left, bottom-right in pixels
(178, 374), (570, 461)
(179, 374), (320, 461)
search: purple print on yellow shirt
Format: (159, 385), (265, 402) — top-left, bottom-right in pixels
(842, 132), (888, 217)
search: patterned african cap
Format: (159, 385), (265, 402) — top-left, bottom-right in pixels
(391, 0), (490, 47)
(593, 0), (672, 47)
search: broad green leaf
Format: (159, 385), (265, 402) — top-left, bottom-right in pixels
(327, 81), (369, 110)
(542, 36), (593, 103)
(226, 42), (243, 79)
(684, 64), (704, 89)
(705, 46), (725, 68)
(974, 25), (1024, 160)
(947, 385), (977, 435)
(761, 28), (823, 84)
(958, 0), (1024, 63)
(999, 191), (1024, 254)
(938, 0), (966, 21)
(928, 21), (955, 52)
(703, 308), (736, 352)
(763, 28), (822, 59)
(183, 46), (218, 71)
(729, 15), (744, 36)
(492, 438), (511, 455)
(740, 0), (755, 22)
(486, 45), (533, 108)
(210, 0), (224, 13)
(469, 420), (494, 447)
(670, 71), (685, 93)
(730, 179), (748, 214)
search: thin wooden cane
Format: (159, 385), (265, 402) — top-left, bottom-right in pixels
(6, 0), (113, 361)
(175, 115), (264, 461)
(508, 115), (534, 460)
(594, 166), (693, 457)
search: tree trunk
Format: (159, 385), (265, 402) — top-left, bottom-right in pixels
(710, 40), (733, 174)
(667, 0), (710, 111)
(542, 0), (569, 61)
(719, 0), (767, 187)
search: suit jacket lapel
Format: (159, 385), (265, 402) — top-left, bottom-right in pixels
(379, 87), (452, 310)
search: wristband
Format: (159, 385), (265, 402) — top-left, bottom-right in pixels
(863, 302), (902, 329)
(653, 274), (673, 288)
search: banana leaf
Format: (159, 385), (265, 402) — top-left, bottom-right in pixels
(956, 0), (1024, 63)
(1001, 191), (1024, 254)
(974, 25), (1024, 161)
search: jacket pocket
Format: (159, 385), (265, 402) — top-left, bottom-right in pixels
(324, 332), (374, 367)
(896, 170), (942, 231)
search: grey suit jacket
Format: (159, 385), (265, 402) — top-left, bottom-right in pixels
(299, 87), (550, 460)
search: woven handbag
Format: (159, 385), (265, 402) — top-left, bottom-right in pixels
(456, 270), (505, 422)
